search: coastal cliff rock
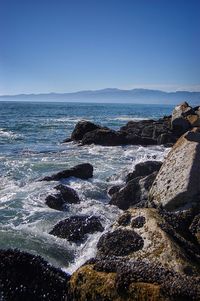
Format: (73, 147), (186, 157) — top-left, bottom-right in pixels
(45, 184), (81, 211)
(149, 129), (200, 210)
(41, 163), (93, 181)
(49, 215), (104, 242)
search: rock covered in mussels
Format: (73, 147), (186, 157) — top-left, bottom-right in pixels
(49, 215), (104, 242)
(45, 184), (81, 211)
(0, 249), (70, 301)
(41, 163), (93, 181)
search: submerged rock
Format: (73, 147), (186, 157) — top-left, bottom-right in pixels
(110, 171), (157, 210)
(49, 215), (104, 242)
(41, 163), (93, 181)
(0, 249), (70, 301)
(149, 130), (200, 210)
(45, 184), (81, 210)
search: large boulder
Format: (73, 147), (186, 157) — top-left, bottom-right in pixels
(149, 130), (200, 211)
(49, 215), (104, 242)
(71, 120), (104, 141)
(82, 129), (127, 146)
(41, 163), (93, 181)
(45, 184), (81, 211)
(0, 249), (70, 301)
(110, 172), (157, 210)
(126, 161), (162, 183)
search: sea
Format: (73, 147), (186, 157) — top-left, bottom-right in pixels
(0, 101), (173, 274)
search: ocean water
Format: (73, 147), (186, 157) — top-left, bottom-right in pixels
(0, 101), (173, 273)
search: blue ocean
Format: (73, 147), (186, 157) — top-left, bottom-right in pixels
(0, 101), (172, 273)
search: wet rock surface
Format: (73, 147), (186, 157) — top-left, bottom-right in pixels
(41, 163), (93, 181)
(0, 249), (70, 301)
(97, 228), (144, 256)
(82, 128), (127, 146)
(45, 184), (81, 211)
(110, 171), (158, 210)
(126, 160), (162, 183)
(49, 215), (104, 242)
(70, 120), (105, 141)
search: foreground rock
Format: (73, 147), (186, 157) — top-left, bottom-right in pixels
(49, 215), (104, 242)
(41, 163), (93, 181)
(82, 129), (127, 146)
(45, 184), (81, 211)
(69, 259), (200, 301)
(0, 249), (70, 301)
(110, 172), (157, 210)
(149, 129), (200, 210)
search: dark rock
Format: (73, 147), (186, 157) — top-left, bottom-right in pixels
(62, 137), (72, 143)
(126, 160), (162, 183)
(190, 213), (200, 243)
(117, 212), (132, 226)
(45, 184), (80, 210)
(49, 216), (104, 242)
(125, 134), (157, 145)
(82, 129), (127, 146)
(110, 172), (158, 210)
(107, 185), (122, 197)
(41, 163), (93, 181)
(97, 229), (144, 256)
(131, 216), (146, 228)
(0, 249), (70, 301)
(71, 120), (104, 141)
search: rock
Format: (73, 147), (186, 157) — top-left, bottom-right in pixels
(82, 129), (127, 146)
(171, 102), (198, 135)
(126, 161), (162, 183)
(41, 163), (93, 181)
(45, 184), (80, 210)
(110, 172), (158, 210)
(49, 216), (104, 242)
(190, 213), (200, 244)
(107, 185), (122, 197)
(106, 208), (200, 274)
(62, 137), (72, 143)
(71, 120), (104, 141)
(0, 249), (70, 301)
(125, 134), (157, 145)
(69, 260), (200, 301)
(149, 131), (200, 211)
(97, 228), (144, 256)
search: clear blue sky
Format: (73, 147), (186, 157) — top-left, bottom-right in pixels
(0, 0), (200, 95)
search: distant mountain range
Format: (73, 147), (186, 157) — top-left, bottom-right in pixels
(0, 88), (200, 105)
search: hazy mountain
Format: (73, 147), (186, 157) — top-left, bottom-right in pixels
(0, 88), (200, 105)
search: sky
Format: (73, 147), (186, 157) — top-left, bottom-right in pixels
(0, 0), (200, 95)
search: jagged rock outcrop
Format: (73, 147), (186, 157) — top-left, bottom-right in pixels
(71, 120), (105, 141)
(149, 129), (200, 210)
(49, 215), (104, 242)
(82, 129), (127, 146)
(41, 163), (93, 181)
(45, 184), (81, 211)
(0, 249), (70, 301)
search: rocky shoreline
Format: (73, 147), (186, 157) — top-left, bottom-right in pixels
(0, 102), (200, 300)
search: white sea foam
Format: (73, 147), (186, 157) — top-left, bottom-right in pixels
(0, 128), (22, 139)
